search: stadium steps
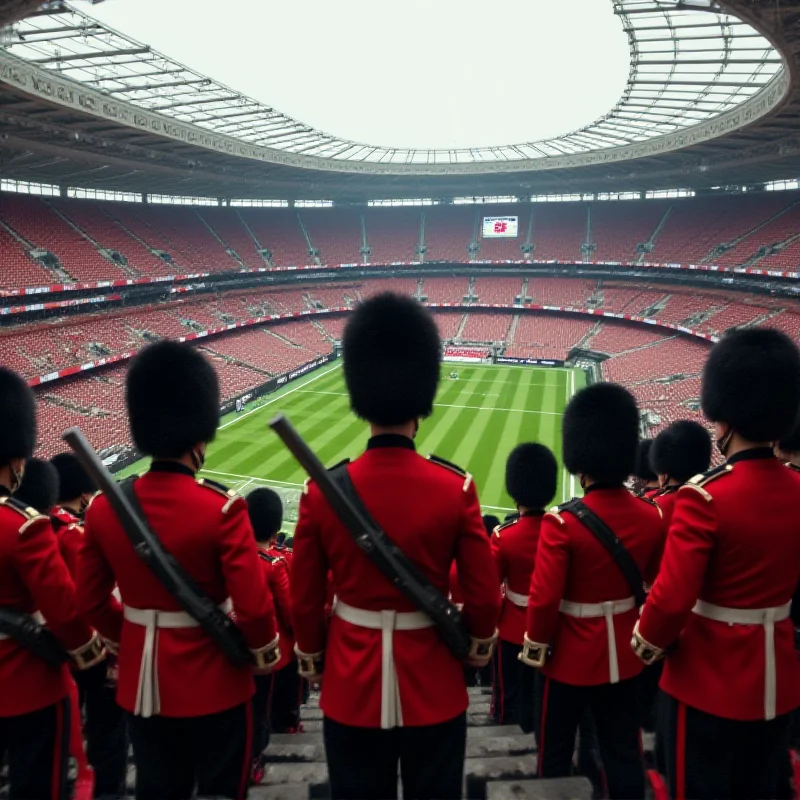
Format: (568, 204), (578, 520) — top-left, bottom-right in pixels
(637, 205), (673, 265)
(577, 321), (602, 350)
(505, 315), (520, 346)
(296, 212), (321, 266)
(44, 200), (141, 279)
(699, 200), (800, 265)
(605, 334), (679, 359)
(739, 230), (800, 270)
(101, 206), (179, 268)
(264, 328), (305, 349)
(200, 345), (274, 377)
(455, 314), (469, 339)
(244, 687), (594, 800)
(195, 209), (247, 270)
(310, 318), (334, 343)
(0, 217), (76, 283)
(235, 210), (274, 267)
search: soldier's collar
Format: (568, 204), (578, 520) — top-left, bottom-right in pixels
(520, 510), (545, 517)
(149, 460), (196, 477)
(726, 447), (775, 465)
(367, 434), (416, 452)
(583, 482), (623, 494)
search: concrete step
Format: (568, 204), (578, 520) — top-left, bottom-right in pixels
(465, 756), (539, 800)
(265, 734), (535, 764)
(487, 777), (593, 800)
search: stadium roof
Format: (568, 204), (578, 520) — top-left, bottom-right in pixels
(1, 0), (800, 199)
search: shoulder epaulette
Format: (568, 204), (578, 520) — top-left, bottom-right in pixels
(784, 461), (800, 474)
(428, 454), (473, 492)
(196, 478), (239, 513)
(687, 463), (733, 489)
(428, 453), (466, 476)
(493, 517), (519, 538)
(545, 509), (566, 525)
(0, 496), (48, 530)
(258, 550), (277, 563)
(636, 494), (663, 518)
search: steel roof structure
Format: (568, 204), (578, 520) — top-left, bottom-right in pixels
(0, 0), (799, 199)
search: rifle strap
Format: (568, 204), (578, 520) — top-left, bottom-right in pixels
(559, 499), (646, 608)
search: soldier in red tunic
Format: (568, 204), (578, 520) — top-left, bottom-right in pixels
(291, 293), (501, 800)
(48, 451), (129, 797)
(633, 328), (800, 800)
(0, 367), (105, 800)
(490, 442), (557, 727)
(76, 341), (279, 800)
(246, 487), (300, 781)
(650, 420), (712, 526)
(632, 438), (660, 498)
(521, 383), (664, 799)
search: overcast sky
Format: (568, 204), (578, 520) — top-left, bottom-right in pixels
(83, 0), (630, 151)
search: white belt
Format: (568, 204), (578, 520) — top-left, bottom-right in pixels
(503, 582), (529, 608)
(333, 600), (434, 729)
(559, 597), (636, 684)
(0, 610), (44, 641)
(692, 599), (791, 721)
(123, 598), (232, 718)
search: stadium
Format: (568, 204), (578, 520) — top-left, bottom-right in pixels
(1, 0), (800, 523)
(2, 0), (800, 797)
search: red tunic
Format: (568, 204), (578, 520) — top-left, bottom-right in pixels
(491, 514), (542, 645)
(0, 495), (94, 717)
(291, 437), (501, 728)
(526, 486), (664, 686)
(50, 506), (83, 579)
(257, 547), (294, 671)
(77, 464), (278, 717)
(638, 450), (800, 720)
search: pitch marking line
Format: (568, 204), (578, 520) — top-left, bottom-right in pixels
(201, 468), (304, 488)
(219, 363), (341, 431)
(295, 390), (562, 416)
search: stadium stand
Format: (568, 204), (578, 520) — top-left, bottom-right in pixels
(476, 206), (532, 261)
(421, 277), (471, 303)
(506, 314), (595, 361)
(424, 206), (475, 262)
(196, 208), (267, 271)
(301, 209), (363, 265)
(362, 208), (421, 263)
(584, 322), (669, 354)
(529, 203), (587, 261)
(431, 312), (465, 340)
(473, 277), (524, 304)
(460, 313), (513, 342)
(590, 201), (670, 263)
(237, 208), (312, 267)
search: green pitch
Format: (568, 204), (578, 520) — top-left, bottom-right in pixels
(121, 361), (585, 529)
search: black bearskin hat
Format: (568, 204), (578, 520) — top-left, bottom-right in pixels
(15, 458), (59, 514)
(343, 292), (441, 426)
(778, 417), (800, 454)
(246, 487), (283, 541)
(126, 341), (220, 458)
(50, 452), (96, 503)
(651, 420), (712, 483)
(505, 443), (558, 509)
(482, 514), (500, 537)
(0, 367), (36, 464)
(701, 328), (800, 442)
(633, 440), (657, 483)
(563, 383), (640, 484)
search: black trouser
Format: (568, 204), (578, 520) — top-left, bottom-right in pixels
(493, 639), (537, 728)
(75, 665), (128, 797)
(537, 675), (644, 800)
(126, 702), (252, 800)
(270, 663), (302, 733)
(659, 690), (793, 800)
(251, 674), (273, 766)
(0, 699), (70, 800)
(323, 712), (467, 800)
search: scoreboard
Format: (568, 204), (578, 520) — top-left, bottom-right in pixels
(482, 216), (518, 238)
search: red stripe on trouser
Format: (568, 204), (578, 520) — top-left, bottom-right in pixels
(238, 701), (254, 800)
(496, 643), (505, 723)
(675, 701), (687, 800)
(51, 699), (65, 800)
(538, 676), (550, 777)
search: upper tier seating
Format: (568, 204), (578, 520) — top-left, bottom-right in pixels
(473, 277), (524, 305)
(2, 191), (800, 289)
(506, 314), (594, 361)
(460, 313), (512, 343)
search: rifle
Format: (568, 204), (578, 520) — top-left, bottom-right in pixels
(62, 427), (254, 667)
(268, 413), (471, 661)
